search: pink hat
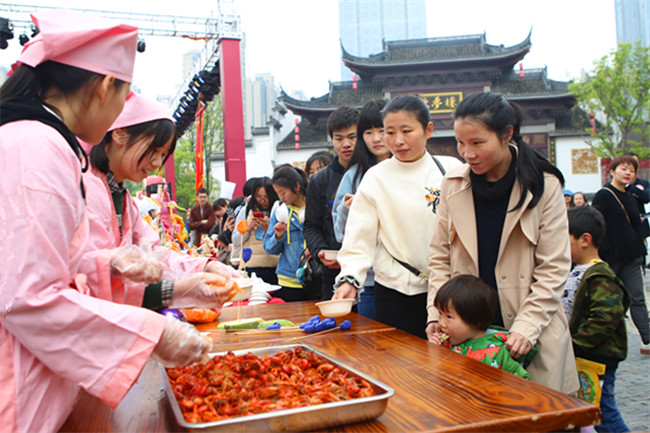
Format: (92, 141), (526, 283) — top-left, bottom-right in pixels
(15, 9), (138, 82)
(110, 92), (174, 131)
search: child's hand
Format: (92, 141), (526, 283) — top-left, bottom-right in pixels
(430, 332), (443, 345)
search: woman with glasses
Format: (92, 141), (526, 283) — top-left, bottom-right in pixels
(232, 177), (281, 284)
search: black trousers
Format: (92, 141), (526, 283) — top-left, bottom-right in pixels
(374, 282), (427, 339)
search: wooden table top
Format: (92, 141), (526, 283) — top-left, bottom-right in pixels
(60, 301), (600, 432)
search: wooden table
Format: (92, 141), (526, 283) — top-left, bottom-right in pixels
(60, 301), (600, 432)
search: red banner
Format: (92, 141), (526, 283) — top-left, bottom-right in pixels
(195, 103), (206, 194)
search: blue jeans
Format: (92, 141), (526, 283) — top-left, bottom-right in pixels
(357, 286), (375, 320)
(595, 366), (629, 433)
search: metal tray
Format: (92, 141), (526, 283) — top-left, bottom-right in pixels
(159, 344), (395, 432)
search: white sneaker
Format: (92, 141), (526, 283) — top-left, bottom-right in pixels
(641, 343), (650, 355)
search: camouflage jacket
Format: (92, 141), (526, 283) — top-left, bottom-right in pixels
(569, 261), (631, 367)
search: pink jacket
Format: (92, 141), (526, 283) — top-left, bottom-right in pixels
(0, 121), (167, 432)
(79, 167), (209, 305)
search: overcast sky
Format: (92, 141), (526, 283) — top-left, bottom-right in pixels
(1, 0), (617, 100)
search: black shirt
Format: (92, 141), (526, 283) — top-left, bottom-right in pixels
(470, 148), (517, 327)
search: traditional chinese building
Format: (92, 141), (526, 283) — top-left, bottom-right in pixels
(277, 32), (597, 190)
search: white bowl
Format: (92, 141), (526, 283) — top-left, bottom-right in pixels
(315, 299), (354, 318)
(230, 278), (254, 302)
(320, 249), (339, 261)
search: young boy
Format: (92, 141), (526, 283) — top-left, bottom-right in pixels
(303, 106), (360, 300)
(431, 274), (531, 380)
(566, 206), (630, 433)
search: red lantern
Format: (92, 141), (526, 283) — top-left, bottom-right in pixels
(294, 117), (301, 149)
(352, 75), (358, 90)
(519, 64), (524, 83)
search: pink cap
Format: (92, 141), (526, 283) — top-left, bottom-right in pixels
(110, 92), (174, 131)
(15, 9), (138, 82)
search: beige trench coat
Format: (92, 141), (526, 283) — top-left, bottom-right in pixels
(427, 165), (578, 393)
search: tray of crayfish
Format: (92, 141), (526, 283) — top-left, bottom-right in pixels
(160, 344), (395, 432)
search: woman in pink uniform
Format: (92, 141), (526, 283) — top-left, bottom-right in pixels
(0, 10), (212, 432)
(80, 92), (238, 308)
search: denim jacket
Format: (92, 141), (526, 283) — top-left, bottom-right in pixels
(263, 203), (305, 281)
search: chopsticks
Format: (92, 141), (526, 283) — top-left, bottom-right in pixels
(280, 327), (340, 343)
(221, 325), (303, 335)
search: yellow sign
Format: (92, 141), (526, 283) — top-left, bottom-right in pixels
(421, 92), (463, 114)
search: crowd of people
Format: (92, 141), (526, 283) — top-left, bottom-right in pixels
(2, 9), (649, 433)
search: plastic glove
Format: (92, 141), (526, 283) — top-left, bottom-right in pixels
(152, 316), (211, 367)
(110, 245), (163, 284)
(205, 260), (239, 279)
(170, 272), (239, 308)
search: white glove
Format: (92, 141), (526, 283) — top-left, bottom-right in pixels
(169, 272), (239, 308)
(110, 245), (163, 285)
(205, 260), (240, 279)
(151, 316), (211, 367)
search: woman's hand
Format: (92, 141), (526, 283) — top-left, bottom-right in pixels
(110, 245), (163, 285)
(259, 216), (270, 232)
(344, 193), (354, 208)
(152, 316), (212, 367)
(318, 250), (340, 269)
(425, 321), (441, 343)
(205, 260), (239, 279)
(273, 221), (287, 239)
(224, 216), (235, 232)
(170, 273), (235, 308)
(332, 281), (357, 299)
(505, 331), (533, 359)
(247, 217), (260, 233)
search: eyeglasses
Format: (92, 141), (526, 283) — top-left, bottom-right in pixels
(255, 194), (269, 202)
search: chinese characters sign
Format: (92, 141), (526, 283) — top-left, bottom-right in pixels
(421, 92), (463, 114)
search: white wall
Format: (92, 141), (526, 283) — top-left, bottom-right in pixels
(554, 136), (603, 195)
(275, 148), (327, 168)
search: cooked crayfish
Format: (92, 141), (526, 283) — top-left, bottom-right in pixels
(166, 348), (375, 423)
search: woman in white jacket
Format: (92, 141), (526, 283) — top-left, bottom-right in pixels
(332, 94), (460, 338)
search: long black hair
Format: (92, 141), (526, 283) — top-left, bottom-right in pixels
(0, 61), (126, 103)
(1, 61), (128, 178)
(348, 99), (388, 186)
(453, 92), (564, 210)
(247, 176), (279, 213)
(90, 119), (177, 174)
(272, 165), (308, 197)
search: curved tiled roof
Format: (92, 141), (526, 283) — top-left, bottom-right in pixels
(492, 68), (571, 98)
(277, 118), (330, 151)
(341, 31), (531, 70)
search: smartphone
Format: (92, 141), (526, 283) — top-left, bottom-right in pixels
(253, 211), (264, 218)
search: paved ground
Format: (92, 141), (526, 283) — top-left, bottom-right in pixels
(613, 278), (650, 431)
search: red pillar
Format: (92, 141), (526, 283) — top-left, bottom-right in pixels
(163, 156), (176, 201)
(219, 37), (246, 197)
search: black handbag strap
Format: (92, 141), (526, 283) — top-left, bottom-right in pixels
(432, 155), (446, 176)
(387, 251), (428, 280)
